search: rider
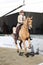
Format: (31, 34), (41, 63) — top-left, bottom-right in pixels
(15, 10), (26, 50)
(17, 10), (26, 27)
(16, 10), (26, 38)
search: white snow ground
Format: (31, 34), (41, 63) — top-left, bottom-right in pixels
(0, 35), (43, 55)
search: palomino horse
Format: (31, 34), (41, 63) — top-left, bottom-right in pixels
(15, 17), (32, 55)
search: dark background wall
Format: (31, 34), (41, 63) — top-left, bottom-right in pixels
(0, 12), (43, 34)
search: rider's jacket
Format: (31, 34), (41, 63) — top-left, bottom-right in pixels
(17, 14), (26, 27)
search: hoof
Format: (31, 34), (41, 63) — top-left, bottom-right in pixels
(19, 52), (23, 56)
(25, 53), (29, 57)
(30, 52), (35, 57)
(35, 52), (39, 55)
(17, 50), (19, 53)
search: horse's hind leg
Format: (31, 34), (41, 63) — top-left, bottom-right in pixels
(19, 40), (22, 49)
(15, 37), (19, 53)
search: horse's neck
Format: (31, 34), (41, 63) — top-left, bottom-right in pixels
(23, 20), (29, 29)
(23, 24), (28, 30)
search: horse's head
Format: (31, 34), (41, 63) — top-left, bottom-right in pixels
(27, 17), (33, 29)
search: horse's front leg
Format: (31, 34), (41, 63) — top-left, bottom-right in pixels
(22, 40), (30, 57)
(28, 38), (35, 56)
(28, 38), (31, 49)
(23, 40), (27, 53)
